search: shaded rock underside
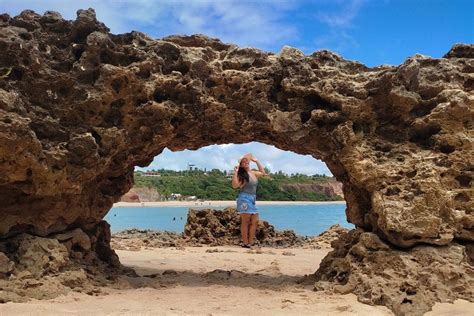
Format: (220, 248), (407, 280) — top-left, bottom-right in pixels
(0, 9), (473, 315)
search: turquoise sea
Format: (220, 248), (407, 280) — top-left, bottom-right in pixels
(106, 203), (353, 236)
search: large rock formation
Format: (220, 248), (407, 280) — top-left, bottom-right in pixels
(303, 229), (474, 316)
(0, 221), (135, 303)
(0, 8), (472, 314)
(111, 207), (325, 249)
(119, 189), (140, 202)
(183, 208), (305, 247)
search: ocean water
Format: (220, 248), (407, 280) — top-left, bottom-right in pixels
(106, 203), (353, 236)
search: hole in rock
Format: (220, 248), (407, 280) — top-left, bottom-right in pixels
(109, 142), (351, 237)
(439, 144), (455, 154)
(454, 193), (470, 202)
(455, 175), (471, 187)
(104, 143), (357, 288)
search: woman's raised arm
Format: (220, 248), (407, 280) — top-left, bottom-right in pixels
(251, 157), (267, 177)
(231, 165), (242, 188)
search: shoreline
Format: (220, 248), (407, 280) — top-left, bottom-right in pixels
(113, 200), (346, 208)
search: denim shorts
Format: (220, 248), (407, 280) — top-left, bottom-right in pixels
(236, 192), (258, 214)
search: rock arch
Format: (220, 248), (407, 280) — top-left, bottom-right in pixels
(0, 9), (472, 315)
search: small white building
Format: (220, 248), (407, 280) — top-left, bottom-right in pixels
(170, 193), (182, 200)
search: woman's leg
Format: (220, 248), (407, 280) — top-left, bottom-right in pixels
(248, 213), (259, 246)
(240, 213), (251, 246)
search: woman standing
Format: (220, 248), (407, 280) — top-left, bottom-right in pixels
(232, 153), (267, 248)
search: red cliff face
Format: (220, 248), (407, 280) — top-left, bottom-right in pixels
(0, 9), (472, 314)
(281, 180), (343, 198)
(119, 191), (140, 202)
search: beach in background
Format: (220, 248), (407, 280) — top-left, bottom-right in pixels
(107, 202), (351, 236)
(114, 200), (346, 208)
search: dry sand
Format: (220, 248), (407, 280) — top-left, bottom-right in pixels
(114, 200), (346, 208)
(1, 245), (471, 315)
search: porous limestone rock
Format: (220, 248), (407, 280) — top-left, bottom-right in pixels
(0, 8), (472, 314)
(0, 221), (130, 303)
(304, 224), (350, 249)
(304, 229), (474, 316)
(0, 9), (472, 247)
(0, 252), (14, 275)
(183, 207), (304, 247)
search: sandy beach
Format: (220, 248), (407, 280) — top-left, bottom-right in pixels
(114, 200), (346, 208)
(1, 245), (471, 315)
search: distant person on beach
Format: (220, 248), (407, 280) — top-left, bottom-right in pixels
(231, 153), (267, 248)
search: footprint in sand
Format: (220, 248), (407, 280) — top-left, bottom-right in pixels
(282, 299), (295, 303)
(336, 305), (351, 312)
(256, 260), (282, 275)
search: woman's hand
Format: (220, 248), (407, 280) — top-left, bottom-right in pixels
(240, 153), (259, 165)
(242, 153), (257, 162)
(233, 165), (239, 173)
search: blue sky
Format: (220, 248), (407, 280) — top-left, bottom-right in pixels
(1, 0), (472, 175)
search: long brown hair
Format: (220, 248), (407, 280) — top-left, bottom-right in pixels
(237, 167), (249, 184)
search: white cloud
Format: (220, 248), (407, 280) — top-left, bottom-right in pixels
(1, 0), (299, 51)
(138, 142), (332, 176)
(312, 0), (367, 54)
(313, 29), (360, 53)
(316, 0), (366, 28)
(1, 1), (367, 54)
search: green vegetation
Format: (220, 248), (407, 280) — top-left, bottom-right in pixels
(134, 169), (344, 201)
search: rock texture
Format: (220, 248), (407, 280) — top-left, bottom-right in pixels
(110, 207), (331, 249)
(183, 208), (305, 247)
(282, 181), (343, 198)
(305, 224), (350, 249)
(303, 229), (474, 316)
(119, 190), (140, 202)
(111, 229), (183, 250)
(0, 221), (135, 303)
(0, 8), (472, 314)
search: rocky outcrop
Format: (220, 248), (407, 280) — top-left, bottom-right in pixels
(304, 224), (350, 249)
(119, 189), (140, 202)
(303, 229), (474, 316)
(130, 186), (162, 202)
(0, 8), (472, 314)
(111, 229), (182, 250)
(183, 208), (305, 247)
(110, 210), (348, 250)
(282, 181), (343, 198)
(0, 221), (134, 303)
(1, 9), (471, 247)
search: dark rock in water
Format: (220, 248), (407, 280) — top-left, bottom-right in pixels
(182, 207), (305, 247)
(111, 208), (310, 248)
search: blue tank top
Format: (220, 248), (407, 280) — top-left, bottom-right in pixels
(241, 173), (258, 195)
